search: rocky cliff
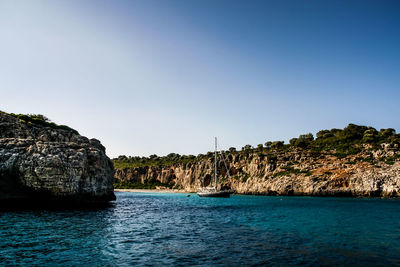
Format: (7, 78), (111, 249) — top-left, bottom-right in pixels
(0, 112), (115, 205)
(114, 144), (400, 197)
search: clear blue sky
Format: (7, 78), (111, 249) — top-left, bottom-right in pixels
(1, 0), (399, 158)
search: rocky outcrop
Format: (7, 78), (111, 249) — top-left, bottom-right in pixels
(115, 146), (400, 197)
(0, 112), (115, 205)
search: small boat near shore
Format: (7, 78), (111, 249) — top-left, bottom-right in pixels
(197, 189), (232, 198)
(197, 137), (233, 198)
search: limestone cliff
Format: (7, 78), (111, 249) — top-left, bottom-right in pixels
(114, 145), (400, 197)
(0, 112), (115, 205)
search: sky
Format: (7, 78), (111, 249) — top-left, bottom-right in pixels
(1, 0), (399, 158)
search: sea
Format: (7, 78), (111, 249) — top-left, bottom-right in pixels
(1, 192), (400, 266)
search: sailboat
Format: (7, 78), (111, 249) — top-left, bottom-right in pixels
(197, 137), (233, 198)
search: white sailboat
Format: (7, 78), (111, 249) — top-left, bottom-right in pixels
(197, 137), (233, 198)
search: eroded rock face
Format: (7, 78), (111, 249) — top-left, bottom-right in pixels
(0, 112), (115, 204)
(115, 147), (400, 197)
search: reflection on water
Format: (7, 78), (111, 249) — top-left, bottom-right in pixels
(1, 193), (400, 265)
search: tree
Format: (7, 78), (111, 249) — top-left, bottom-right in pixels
(117, 155), (128, 161)
(293, 133), (314, 148)
(289, 138), (298, 146)
(343, 124), (368, 141)
(271, 141), (284, 149)
(264, 141), (272, 149)
(379, 128), (396, 139)
(242, 144), (252, 151)
(229, 147), (237, 153)
(363, 128), (378, 143)
(303, 133), (314, 141)
(316, 130), (331, 139)
(389, 134), (400, 145)
(330, 128), (343, 137)
(30, 114), (49, 122)
(257, 144), (263, 151)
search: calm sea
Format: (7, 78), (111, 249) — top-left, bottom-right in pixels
(1, 192), (400, 266)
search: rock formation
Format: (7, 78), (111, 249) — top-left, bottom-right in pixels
(0, 112), (115, 205)
(114, 145), (400, 197)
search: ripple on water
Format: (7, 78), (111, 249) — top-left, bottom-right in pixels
(1, 193), (400, 266)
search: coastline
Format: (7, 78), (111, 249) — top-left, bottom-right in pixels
(113, 189), (400, 198)
(114, 188), (187, 193)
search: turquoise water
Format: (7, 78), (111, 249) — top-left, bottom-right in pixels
(1, 192), (400, 266)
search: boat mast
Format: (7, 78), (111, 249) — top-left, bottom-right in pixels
(214, 137), (217, 189)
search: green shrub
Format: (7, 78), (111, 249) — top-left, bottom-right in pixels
(271, 141), (284, 149)
(10, 113), (79, 134)
(363, 128), (378, 143)
(292, 133), (313, 148)
(273, 167), (311, 177)
(241, 174), (250, 183)
(383, 155), (399, 165)
(342, 124), (368, 141)
(112, 123), (397, 169)
(257, 144), (263, 151)
(242, 144), (252, 151)
(379, 128), (395, 139)
(316, 130), (332, 139)
(264, 141), (272, 149)
(113, 180), (174, 189)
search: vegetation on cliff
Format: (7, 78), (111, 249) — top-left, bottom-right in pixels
(113, 123), (400, 191)
(113, 123), (400, 168)
(113, 180), (174, 189)
(0, 111), (79, 135)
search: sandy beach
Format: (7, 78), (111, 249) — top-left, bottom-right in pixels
(114, 189), (187, 193)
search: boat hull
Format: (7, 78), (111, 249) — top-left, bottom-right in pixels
(197, 191), (231, 198)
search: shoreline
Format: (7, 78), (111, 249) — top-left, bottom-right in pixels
(114, 189), (187, 193)
(113, 189), (400, 198)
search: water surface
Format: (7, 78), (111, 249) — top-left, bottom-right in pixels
(1, 192), (400, 266)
